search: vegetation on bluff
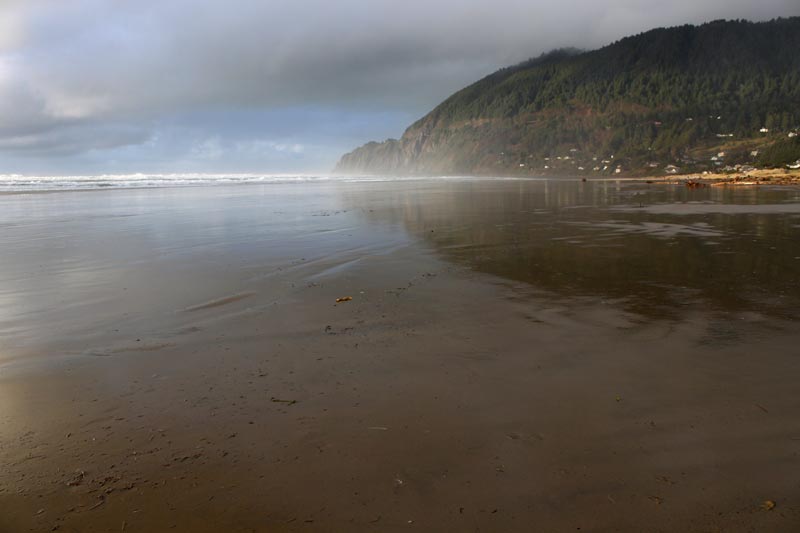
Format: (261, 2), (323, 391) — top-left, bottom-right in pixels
(337, 18), (800, 176)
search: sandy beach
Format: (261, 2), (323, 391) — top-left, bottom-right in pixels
(641, 168), (800, 187)
(2, 179), (800, 532)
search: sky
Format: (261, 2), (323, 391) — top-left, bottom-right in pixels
(0, 0), (798, 175)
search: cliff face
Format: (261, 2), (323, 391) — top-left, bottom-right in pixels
(336, 139), (402, 174)
(336, 18), (800, 177)
(335, 119), (446, 174)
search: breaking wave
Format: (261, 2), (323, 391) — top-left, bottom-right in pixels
(0, 173), (460, 192)
(0, 173), (543, 192)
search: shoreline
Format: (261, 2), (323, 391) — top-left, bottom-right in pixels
(1, 168), (799, 196)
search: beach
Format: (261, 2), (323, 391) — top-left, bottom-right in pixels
(644, 168), (800, 186)
(2, 179), (800, 532)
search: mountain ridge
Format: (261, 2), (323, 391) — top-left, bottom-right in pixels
(336, 18), (800, 176)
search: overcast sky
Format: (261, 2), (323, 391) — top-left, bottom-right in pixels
(0, 0), (798, 175)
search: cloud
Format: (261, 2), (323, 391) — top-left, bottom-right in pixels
(0, 0), (798, 171)
(0, 124), (149, 156)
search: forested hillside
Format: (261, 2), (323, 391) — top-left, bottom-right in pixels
(337, 18), (800, 176)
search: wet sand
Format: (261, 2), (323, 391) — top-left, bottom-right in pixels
(2, 181), (800, 532)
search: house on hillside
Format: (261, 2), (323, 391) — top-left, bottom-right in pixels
(664, 165), (680, 174)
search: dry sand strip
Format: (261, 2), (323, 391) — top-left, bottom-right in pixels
(639, 168), (800, 186)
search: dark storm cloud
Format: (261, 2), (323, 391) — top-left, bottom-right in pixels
(0, 0), (798, 171)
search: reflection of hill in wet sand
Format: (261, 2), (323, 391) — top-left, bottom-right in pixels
(341, 180), (800, 318)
